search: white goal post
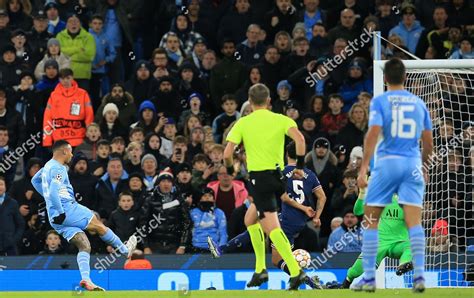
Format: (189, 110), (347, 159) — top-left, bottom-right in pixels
(373, 59), (474, 288)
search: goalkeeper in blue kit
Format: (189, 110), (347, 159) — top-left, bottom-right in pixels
(31, 140), (137, 291)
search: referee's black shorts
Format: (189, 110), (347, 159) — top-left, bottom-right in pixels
(248, 170), (285, 214)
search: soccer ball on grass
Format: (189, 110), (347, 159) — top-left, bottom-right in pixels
(292, 249), (311, 268)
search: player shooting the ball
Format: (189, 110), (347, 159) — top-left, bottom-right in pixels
(31, 140), (137, 291)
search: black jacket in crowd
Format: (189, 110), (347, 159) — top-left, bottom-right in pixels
(69, 170), (98, 211)
(107, 207), (141, 242)
(0, 108), (26, 149)
(140, 188), (191, 249)
(0, 195), (25, 253)
(27, 28), (53, 67)
(9, 175), (43, 216)
(95, 173), (129, 219)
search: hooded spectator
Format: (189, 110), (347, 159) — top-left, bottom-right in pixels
(169, 12), (204, 56)
(130, 100), (158, 136)
(0, 44), (28, 88)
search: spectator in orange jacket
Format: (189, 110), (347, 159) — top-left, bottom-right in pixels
(124, 249), (153, 270)
(43, 68), (94, 147)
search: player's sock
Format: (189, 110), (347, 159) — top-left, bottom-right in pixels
(409, 225), (425, 279)
(100, 229), (128, 254)
(269, 228), (300, 277)
(361, 228), (378, 280)
(220, 231), (251, 253)
(277, 259), (290, 275)
(247, 223), (266, 273)
(346, 258), (364, 282)
(77, 251), (91, 281)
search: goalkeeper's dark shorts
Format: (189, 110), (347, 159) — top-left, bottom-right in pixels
(248, 170), (285, 215)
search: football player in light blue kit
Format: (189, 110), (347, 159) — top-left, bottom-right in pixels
(31, 140), (137, 291)
(354, 58), (433, 293)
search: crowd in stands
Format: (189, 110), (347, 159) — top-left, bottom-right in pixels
(0, 0), (472, 256)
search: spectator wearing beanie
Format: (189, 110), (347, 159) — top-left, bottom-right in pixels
(68, 151), (98, 210)
(34, 37), (71, 80)
(45, 1), (66, 36)
(130, 100), (159, 136)
(141, 153), (158, 191)
(327, 208), (362, 253)
(178, 92), (210, 132)
(128, 172), (147, 211)
(35, 58), (59, 92)
(125, 60), (159, 107)
(99, 102), (128, 142)
(95, 83), (137, 128)
(9, 157), (44, 219)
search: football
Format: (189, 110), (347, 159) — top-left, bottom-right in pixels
(292, 249), (312, 269)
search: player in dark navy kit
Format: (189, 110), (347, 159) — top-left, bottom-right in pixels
(208, 142), (326, 289)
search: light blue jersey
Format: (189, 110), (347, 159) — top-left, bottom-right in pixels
(369, 90), (432, 159)
(32, 159), (94, 241)
(365, 90), (432, 207)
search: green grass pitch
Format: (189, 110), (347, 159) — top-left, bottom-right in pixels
(1, 289), (473, 298)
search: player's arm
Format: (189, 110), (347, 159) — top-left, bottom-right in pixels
(224, 120), (242, 175)
(312, 186), (326, 222)
(421, 130), (433, 177)
(281, 192), (315, 218)
(49, 167), (66, 216)
(223, 141), (237, 175)
(287, 127), (306, 177)
(358, 125), (381, 188)
(31, 168), (44, 196)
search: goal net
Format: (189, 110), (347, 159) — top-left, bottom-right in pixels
(373, 59), (474, 288)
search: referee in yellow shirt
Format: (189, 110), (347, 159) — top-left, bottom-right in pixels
(224, 83), (307, 290)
